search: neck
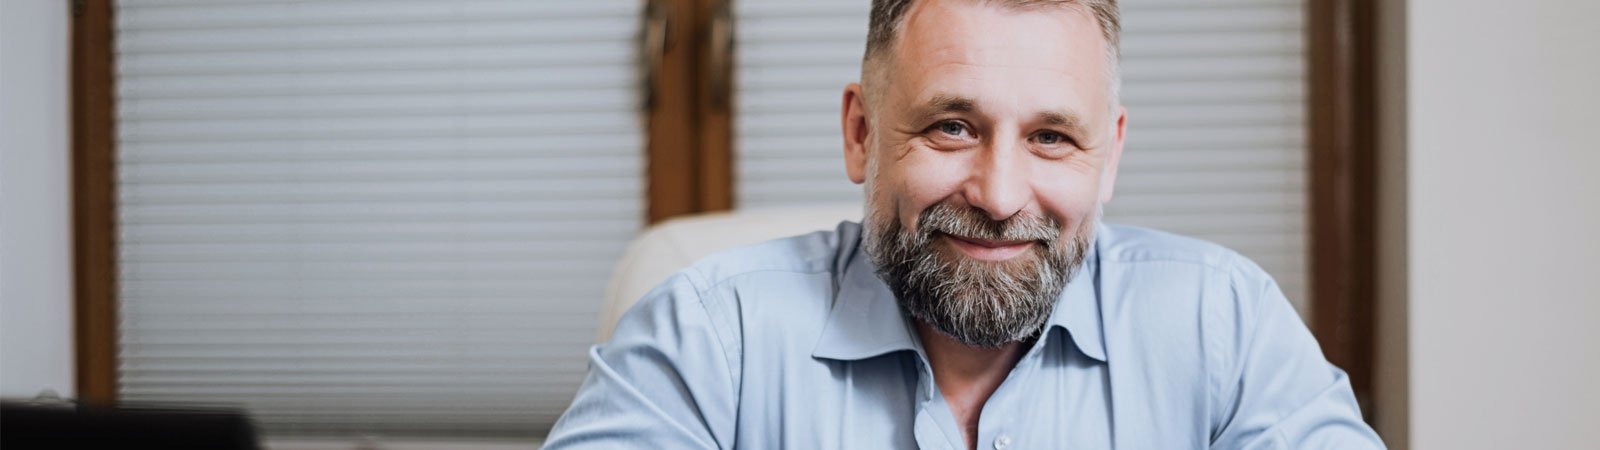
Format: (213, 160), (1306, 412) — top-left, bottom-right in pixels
(914, 320), (1028, 393)
(914, 321), (1029, 450)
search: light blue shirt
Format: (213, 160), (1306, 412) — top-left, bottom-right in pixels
(544, 221), (1384, 449)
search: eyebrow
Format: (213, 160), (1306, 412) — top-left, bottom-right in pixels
(1037, 110), (1091, 138)
(910, 94), (978, 124)
(928, 95), (976, 113)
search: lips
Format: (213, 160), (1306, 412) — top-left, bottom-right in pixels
(940, 232), (1035, 261)
(945, 234), (1030, 248)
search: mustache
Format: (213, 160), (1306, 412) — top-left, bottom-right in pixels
(916, 202), (1060, 243)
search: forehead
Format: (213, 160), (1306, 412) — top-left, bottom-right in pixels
(887, 0), (1111, 111)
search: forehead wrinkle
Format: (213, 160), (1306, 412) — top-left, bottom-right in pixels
(917, 47), (1086, 74)
(910, 59), (1099, 104)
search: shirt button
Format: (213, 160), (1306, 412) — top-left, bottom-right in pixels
(994, 434), (1013, 450)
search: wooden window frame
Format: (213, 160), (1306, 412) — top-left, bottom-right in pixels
(71, 0), (119, 406)
(645, 0), (735, 223)
(1307, 0), (1379, 418)
(70, 0), (1379, 422)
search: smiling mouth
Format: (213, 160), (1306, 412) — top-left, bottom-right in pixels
(940, 233), (1035, 261)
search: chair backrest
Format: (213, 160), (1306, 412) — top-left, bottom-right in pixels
(596, 204), (862, 342)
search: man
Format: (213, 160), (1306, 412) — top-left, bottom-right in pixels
(544, 0), (1384, 448)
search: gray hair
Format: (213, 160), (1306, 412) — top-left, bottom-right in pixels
(860, 0), (1123, 110)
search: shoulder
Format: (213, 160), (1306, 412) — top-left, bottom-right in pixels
(1094, 223), (1304, 411)
(626, 222), (852, 341)
(677, 227), (842, 290)
(609, 224), (852, 381)
(683, 224), (847, 329)
(1093, 223), (1290, 363)
(1097, 223), (1251, 273)
(1095, 221), (1284, 314)
(1095, 223), (1279, 299)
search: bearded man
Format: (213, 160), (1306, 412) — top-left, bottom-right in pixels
(544, 0), (1384, 448)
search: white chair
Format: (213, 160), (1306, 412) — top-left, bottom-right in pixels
(595, 204), (862, 342)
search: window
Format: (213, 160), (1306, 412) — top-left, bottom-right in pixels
(108, 0), (644, 440)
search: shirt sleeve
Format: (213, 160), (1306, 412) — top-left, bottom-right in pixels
(541, 272), (740, 450)
(1208, 257), (1387, 450)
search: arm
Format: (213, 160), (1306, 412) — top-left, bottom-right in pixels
(542, 272), (740, 449)
(1208, 259), (1386, 450)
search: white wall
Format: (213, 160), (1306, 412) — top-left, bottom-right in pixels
(0, 0), (75, 398)
(1401, 0), (1600, 448)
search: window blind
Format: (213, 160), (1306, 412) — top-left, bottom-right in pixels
(733, 0), (1310, 314)
(113, 0), (643, 439)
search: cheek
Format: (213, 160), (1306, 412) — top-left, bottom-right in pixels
(878, 146), (970, 225)
(1031, 161), (1103, 223)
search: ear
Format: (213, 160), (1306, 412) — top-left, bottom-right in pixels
(841, 83), (870, 185)
(1098, 106), (1127, 204)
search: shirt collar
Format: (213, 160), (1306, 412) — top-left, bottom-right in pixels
(811, 221), (1108, 363)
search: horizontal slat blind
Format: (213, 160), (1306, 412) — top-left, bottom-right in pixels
(114, 0), (643, 439)
(733, 0), (1310, 314)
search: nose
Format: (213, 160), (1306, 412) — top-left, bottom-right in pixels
(961, 139), (1031, 221)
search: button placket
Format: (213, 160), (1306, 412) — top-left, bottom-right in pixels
(984, 345), (1036, 450)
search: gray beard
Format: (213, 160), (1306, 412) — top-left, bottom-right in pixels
(863, 201), (1094, 348)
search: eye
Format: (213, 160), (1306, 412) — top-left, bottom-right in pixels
(933, 120), (971, 138)
(1035, 131), (1067, 145)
